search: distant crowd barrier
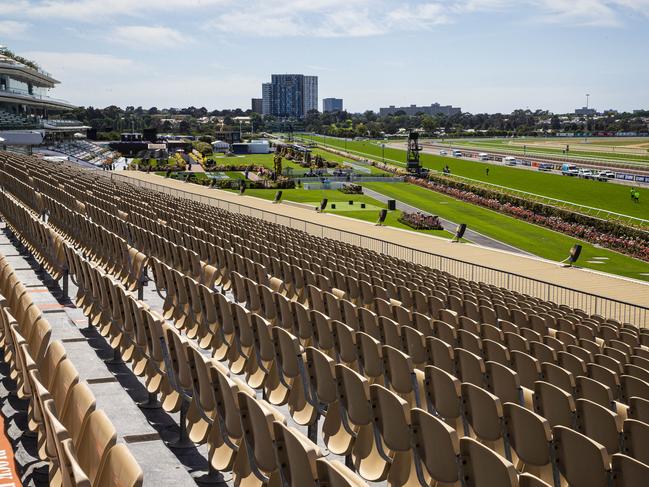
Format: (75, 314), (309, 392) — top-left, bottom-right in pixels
(112, 172), (649, 327)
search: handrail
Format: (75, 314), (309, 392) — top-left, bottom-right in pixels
(110, 172), (649, 327)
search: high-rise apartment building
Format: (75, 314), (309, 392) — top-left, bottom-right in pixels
(260, 74), (318, 118)
(262, 83), (272, 116)
(304, 76), (318, 114)
(323, 98), (343, 112)
(251, 98), (263, 114)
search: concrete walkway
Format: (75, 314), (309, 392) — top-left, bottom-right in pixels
(362, 186), (534, 256)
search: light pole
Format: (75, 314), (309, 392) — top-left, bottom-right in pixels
(585, 94), (590, 143)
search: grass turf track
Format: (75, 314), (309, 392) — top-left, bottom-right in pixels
(445, 138), (649, 164)
(300, 135), (649, 220)
(361, 182), (649, 282)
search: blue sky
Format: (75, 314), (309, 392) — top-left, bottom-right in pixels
(1, 0), (648, 113)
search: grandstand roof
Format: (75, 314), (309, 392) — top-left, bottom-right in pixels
(0, 53), (60, 87)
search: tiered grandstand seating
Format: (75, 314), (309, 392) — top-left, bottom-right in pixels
(42, 119), (85, 128)
(0, 253), (143, 486)
(0, 150), (648, 486)
(0, 109), (38, 129)
(51, 140), (116, 166)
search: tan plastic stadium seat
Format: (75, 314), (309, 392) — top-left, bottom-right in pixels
(460, 437), (518, 487)
(552, 426), (611, 487)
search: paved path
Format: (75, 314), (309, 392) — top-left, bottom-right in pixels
(113, 171), (649, 324)
(362, 187), (534, 256)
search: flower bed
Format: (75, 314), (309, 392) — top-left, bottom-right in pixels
(406, 176), (649, 262)
(398, 211), (444, 230)
(338, 184), (363, 194)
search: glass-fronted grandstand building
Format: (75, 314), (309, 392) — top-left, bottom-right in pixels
(0, 50), (117, 166)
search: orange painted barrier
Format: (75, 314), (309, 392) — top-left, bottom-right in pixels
(0, 414), (22, 487)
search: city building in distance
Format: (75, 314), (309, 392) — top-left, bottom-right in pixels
(575, 107), (597, 116)
(304, 76), (318, 114)
(251, 98), (262, 114)
(379, 102), (461, 117)
(262, 83), (272, 116)
(260, 74), (318, 118)
(323, 98), (343, 112)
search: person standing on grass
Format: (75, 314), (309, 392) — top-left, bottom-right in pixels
(635, 191), (640, 203)
(631, 187), (635, 200)
(486, 168), (490, 176)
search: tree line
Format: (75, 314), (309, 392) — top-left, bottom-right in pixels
(68, 105), (649, 140)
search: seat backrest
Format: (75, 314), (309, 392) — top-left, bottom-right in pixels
(51, 358), (80, 415)
(503, 402), (552, 468)
(60, 381), (96, 445)
(305, 346), (337, 405)
(552, 425), (611, 487)
(424, 365), (462, 426)
(410, 408), (461, 485)
(628, 396), (649, 423)
(533, 381), (576, 428)
(455, 348), (486, 388)
(621, 419), (649, 466)
(94, 444), (143, 487)
(511, 350), (541, 390)
(369, 384), (411, 453)
(576, 397), (623, 455)
(237, 392), (282, 479)
(620, 375), (649, 405)
(486, 361), (523, 407)
(334, 364), (371, 427)
(461, 382), (504, 444)
(558, 350), (587, 378)
(76, 409), (117, 484)
(611, 453), (649, 487)
(426, 336), (455, 375)
(60, 437), (91, 487)
(576, 376), (614, 411)
(460, 437), (518, 487)
(272, 421), (319, 487)
(381, 345), (419, 405)
(541, 362), (575, 394)
(482, 339), (510, 366)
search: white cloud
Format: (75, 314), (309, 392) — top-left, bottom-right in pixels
(20, 50), (258, 108)
(0, 20), (31, 39)
(22, 51), (137, 79)
(111, 25), (192, 48)
(209, 0), (384, 37)
(0, 1), (31, 16)
(206, 0), (649, 38)
(26, 0), (231, 21)
(387, 3), (451, 28)
(455, 0), (649, 25)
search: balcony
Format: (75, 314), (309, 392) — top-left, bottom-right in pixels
(0, 86), (75, 109)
